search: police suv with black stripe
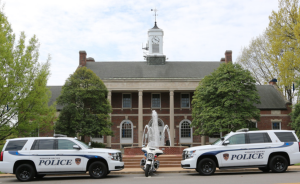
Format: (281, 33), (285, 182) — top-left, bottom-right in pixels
(0, 134), (124, 181)
(181, 129), (300, 175)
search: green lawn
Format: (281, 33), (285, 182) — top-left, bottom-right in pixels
(294, 163), (300, 166)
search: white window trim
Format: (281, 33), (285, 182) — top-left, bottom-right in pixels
(122, 93), (132, 109)
(91, 135), (103, 143)
(180, 93), (190, 108)
(151, 93), (161, 109)
(179, 119), (193, 143)
(271, 121), (281, 130)
(120, 120), (133, 144)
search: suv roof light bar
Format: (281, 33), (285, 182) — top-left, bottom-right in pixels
(53, 134), (67, 138)
(236, 128), (249, 132)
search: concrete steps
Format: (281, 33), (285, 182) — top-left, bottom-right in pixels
(123, 155), (182, 168)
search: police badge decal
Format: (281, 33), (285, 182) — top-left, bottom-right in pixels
(75, 158), (81, 165)
(223, 153), (229, 161)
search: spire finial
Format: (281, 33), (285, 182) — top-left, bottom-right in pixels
(151, 8), (158, 23)
(151, 8), (159, 29)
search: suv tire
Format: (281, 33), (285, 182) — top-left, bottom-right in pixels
(269, 155), (288, 173)
(197, 158), (216, 175)
(89, 161), (107, 179)
(15, 164), (35, 182)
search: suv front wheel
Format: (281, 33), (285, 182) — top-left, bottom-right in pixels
(89, 161), (107, 179)
(269, 155), (288, 173)
(197, 158), (216, 175)
(15, 164), (35, 182)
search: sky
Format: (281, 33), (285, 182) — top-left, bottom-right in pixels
(3, 0), (279, 86)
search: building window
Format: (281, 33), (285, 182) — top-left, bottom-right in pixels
(179, 120), (193, 143)
(122, 94), (131, 108)
(248, 121), (257, 129)
(152, 94), (160, 108)
(181, 94), (190, 108)
(181, 121), (191, 138)
(121, 121), (132, 138)
(120, 120), (133, 144)
(93, 134), (103, 138)
(272, 122), (281, 130)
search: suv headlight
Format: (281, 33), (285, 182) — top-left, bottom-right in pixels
(108, 153), (122, 161)
(185, 150), (196, 159)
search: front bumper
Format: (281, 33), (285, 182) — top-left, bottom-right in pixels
(0, 161), (13, 173)
(108, 161), (124, 171)
(181, 159), (196, 169)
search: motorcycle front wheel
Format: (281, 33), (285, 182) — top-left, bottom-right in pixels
(145, 164), (151, 177)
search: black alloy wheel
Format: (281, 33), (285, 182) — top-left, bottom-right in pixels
(15, 164), (35, 182)
(89, 161), (107, 179)
(269, 155), (288, 173)
(197, 158), (216, 175)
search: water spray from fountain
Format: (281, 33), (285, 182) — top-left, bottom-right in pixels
(142, 110), (171, 147)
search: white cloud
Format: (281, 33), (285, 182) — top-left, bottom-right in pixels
(4, 0), (278, 85)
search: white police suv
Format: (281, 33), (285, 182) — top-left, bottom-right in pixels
(181, 129), (300, 175)
(0, 135), (124, 181)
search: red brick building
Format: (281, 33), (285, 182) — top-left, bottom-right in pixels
(48, 23), (292, 149)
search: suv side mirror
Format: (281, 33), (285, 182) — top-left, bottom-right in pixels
(222, 140), (230, 146)
(221, 137), (224, 141)
(73, 145), (81, 150)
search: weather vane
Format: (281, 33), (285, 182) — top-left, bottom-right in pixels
(151, 8), (158, 22)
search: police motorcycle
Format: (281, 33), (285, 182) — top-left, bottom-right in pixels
(140, 145), (163, 177)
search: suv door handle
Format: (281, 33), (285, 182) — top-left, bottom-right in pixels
(241, 148), (248, 150)
(56, 154), (63, 156)
(265, 146), (271, 148)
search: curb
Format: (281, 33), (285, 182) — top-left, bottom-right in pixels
(1, 167), (299, 178)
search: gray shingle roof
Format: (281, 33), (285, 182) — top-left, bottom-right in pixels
(48, 85), (288, 111)
(254, 85), (287, 110)
(48, 86), (63, 110)
(85, 61), (222, 79)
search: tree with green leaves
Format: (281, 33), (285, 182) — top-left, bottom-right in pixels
(191, 63), (261, 136)
(291, 102), (300, 138)
(266, 0), (300, 103)
(55, 66), (113, 141)
(0, 6), (56, 141)
(237, 0), (300, 104)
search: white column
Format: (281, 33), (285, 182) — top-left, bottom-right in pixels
(169, 90), (174, 146)
(138, 90), (143, 147)
(107, 90), (112, 148)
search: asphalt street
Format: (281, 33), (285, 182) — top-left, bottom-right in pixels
(1, 171), (300, 184)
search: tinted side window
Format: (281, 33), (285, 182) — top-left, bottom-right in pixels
(227, 134), (246, 145)
(58, 139), (77, 150)
(248, 133), (271, 143)
(31, 139), (55, 150)
(275, 132), (297, 142)
(5, 140), (28, 151)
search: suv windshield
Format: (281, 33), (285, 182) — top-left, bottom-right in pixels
(212, 134), (229, 145)
(73, 139), (92, 149)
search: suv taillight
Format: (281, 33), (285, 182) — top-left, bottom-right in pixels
(0, 151), (3, 161)
(298, 142), (300, 152)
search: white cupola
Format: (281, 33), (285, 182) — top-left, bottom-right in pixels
(148, 22), (164, 55)
(144, 22), (166, 65)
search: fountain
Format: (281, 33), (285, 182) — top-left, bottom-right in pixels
(123, 110), (187, 156)
(142, 110), (171, 147)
